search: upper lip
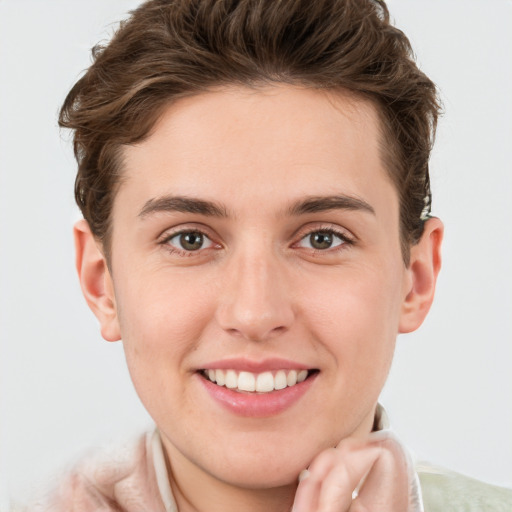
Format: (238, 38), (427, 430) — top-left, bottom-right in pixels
(199, 358), (313, 373)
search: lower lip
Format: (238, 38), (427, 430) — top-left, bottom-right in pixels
(197, 372), (318, 417)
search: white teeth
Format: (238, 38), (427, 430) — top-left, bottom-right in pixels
(287, 370), (298, 386)
(225, 370), (238, 389)
(256, 371), (274, 392)
(238, 371), (256, 392)
(274, 370), (287, 390)
(297, 370), (308, 383)
(204, 368), (312, 393)
(215, 369), (226, 386)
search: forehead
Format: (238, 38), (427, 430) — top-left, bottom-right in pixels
(117, 85), (397, 220)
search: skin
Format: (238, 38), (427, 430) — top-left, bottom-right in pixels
(75, 85), (443, 511)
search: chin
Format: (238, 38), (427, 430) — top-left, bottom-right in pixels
(201, 437), (320, 490)
(215, 459), (303, 490)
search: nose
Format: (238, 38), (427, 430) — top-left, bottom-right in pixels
(215, 247), (295, 342)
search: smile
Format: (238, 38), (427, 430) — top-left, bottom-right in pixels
(201, 369), (314, 393)
(198, 364), (319, 417)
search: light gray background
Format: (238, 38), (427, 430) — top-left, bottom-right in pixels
(1, 0), (511, 506)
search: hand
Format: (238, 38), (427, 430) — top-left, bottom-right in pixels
(291, 431), (422, 512)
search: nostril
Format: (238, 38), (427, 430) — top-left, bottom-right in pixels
(214, 267), (295, 341)
(231, 324), (290, 342)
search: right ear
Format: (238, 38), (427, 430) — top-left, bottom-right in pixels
(74, 219), (121, 342)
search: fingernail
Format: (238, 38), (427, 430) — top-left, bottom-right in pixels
(298, 469), (310, 482)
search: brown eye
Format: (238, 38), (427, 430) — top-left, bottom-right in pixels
(297, 230), (346, 250)
(180, 232), (203, 250)
(167, 231), (213, 252)
(310, 232), (333, 249)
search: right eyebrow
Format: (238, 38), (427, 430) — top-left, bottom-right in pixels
(138, 195), (229, 219)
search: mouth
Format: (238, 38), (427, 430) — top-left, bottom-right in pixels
(200, 368), (319, 394)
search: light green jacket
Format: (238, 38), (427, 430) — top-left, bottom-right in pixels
(417, 462), (512, 512)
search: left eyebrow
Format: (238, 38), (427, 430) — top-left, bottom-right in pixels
(287, 195), (375, 216)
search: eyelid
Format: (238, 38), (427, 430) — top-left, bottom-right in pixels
(289, 224), (356, 259)
(167, 231), (214, 250)
(156, 222), (355, 256)
(157, 223), (218, 243)
(158, 224), (222, 256)
(293, 223), (355, 245)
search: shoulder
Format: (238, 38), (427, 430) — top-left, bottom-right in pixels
(23, 430), (166, 512)
(416, 462), (512, 512)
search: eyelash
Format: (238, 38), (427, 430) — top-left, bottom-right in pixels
(159, 228), (217, 257)
(159, 225), (354, 257)
(294, 226), (354, 254)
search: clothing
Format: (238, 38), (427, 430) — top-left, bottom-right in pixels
(418, 464), (512, 512)
(20, 413), (512, 512)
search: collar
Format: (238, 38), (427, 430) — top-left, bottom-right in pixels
(151, 429), (179, 512)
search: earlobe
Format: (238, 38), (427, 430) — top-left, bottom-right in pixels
(74, 219), (121, 342)
(399, 217), (444, 334)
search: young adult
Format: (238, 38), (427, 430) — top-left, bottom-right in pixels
(27, 0), (512, 510)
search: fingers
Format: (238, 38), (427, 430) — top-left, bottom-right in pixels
(316, 444), (381, 512)
(353, 431), (413, 511)
(292, 441), (381, 512)
(292, 432), (421, 512)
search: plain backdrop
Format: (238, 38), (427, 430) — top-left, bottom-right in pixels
(1, 0), (511, 507)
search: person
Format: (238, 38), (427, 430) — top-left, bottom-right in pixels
(21, 0), (512, 510)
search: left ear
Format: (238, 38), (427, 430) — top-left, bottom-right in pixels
(399, 217), (444, 333)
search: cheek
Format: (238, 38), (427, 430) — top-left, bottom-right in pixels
(113, 270), (218, 426)
(305, 263), (402, 334)
(113, 268), (215, 384)
(302, 263), (402, 376)
(116, 265), (212, 338)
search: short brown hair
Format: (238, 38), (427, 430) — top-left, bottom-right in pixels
(59, 0), (440, 264)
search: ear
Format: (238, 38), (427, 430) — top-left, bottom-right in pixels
(74, 219), (121, 342)
(399, 217), (444, 333)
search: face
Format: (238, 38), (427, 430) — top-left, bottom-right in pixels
(100, 86), (413, 488)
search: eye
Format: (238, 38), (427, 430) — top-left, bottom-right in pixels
(166, 230), (214, 252)
(297, 230), (347, 250)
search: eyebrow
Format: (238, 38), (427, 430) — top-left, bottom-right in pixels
(287, 195), (375, 216)
(138, 193), (375, 220)
(138, 196), (228, 219)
